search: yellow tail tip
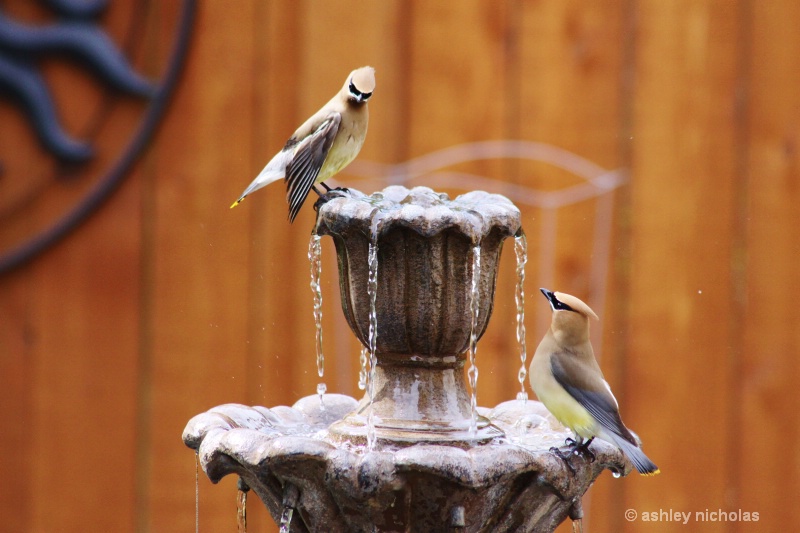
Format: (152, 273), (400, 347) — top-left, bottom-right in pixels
(641, 468), (661, 477)
(230, 199), (242, 209)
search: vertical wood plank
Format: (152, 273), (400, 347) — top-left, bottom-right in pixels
(518, 1), (626, 531)
(143, 2), (257, 531)
(0, 271), (34, 532)
(296, 0), (411, 401)
(239, 4), (306, 531)
(515, 3), (626, 531)
(624, 2), (741, 531)
(739, 2), (800, 530)
(401, 0), (517, 413)
(25, 164), (143, 532)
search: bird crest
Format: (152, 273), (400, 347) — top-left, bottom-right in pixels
(350, 66), (376, 95)
(553, 292), (599, 321)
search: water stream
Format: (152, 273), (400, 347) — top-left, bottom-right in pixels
(514, 231), (529, 401)
(467, 244), (482, 435)
(308, 234), (325, 407)
(279, 506), (294, 533)
(236, 485), (247, 533)
(358, 346), (368, 390)
(366, 208), (383, 450)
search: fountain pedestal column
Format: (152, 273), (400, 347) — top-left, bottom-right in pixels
(315, 187), (519, 445)
(328, 352), (500, 444)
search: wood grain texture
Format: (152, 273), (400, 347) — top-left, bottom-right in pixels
(514, 4), (626, 530)
(623, 2), (742, 532)
(738, 2), (800, 531)
(1, 1), (798, 531)
(136, 2), (258, 531)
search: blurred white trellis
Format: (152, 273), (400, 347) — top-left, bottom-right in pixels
(338, 140), (626, 355)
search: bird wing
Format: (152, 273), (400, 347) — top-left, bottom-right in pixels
(550, 351), (638, 445)
(285, 112), (341, 222)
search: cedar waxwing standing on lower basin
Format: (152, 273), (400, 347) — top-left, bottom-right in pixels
(529, 289), (660, 476)
(230, 66), (375, 222)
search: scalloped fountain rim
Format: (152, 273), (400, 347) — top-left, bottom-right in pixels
(314, 185), (521, 242)
(183, 394), (630, 494)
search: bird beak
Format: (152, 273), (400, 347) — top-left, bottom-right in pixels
(540, 288), (558, 310)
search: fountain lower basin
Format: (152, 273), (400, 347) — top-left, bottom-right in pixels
(183, 395), (628, 532)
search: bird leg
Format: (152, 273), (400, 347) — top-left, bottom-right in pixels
(320, 181), (350, 194)
(313, 185), (350, 213)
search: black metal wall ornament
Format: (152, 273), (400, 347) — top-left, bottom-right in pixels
(0, 0), (196, 274)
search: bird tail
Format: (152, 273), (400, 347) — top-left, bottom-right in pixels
(608, 432), (660, 476)
(230, 152), (289, 208)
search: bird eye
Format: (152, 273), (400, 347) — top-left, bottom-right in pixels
(554, 301), (575, 312)
(359, 91), (372, 100)
(349, 81), (362, 97)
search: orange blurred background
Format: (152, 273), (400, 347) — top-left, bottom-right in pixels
(1, 1), (797, 532)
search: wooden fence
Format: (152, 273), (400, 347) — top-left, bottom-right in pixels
(1, 1), (797, 532)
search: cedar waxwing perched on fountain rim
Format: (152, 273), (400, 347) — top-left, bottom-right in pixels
(529, 288), (660, 476)
(230, 66), (376, 222)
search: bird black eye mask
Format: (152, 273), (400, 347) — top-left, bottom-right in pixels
(349, 82), (372, 100)
(541, 288), (576, 313)
(553, 299), (575, 312)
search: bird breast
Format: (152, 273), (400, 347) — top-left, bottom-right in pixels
(320, 119), (365, 180)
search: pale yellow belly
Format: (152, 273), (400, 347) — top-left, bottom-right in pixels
(318, 129), (365, 182)
(529, 355), (597, 438)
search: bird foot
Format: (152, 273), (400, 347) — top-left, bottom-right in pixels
(313, 188), (351, 213)
(550, 446), (577, 474)
(565, 437), (596, 463)
(551, 437), (596, 474)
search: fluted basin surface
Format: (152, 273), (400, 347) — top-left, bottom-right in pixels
(315, 186), (521, 444)
(183, 396), (629, 532)
(315, 186), (520, 355)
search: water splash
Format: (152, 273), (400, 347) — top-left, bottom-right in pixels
(366, 208), (383, 450)
(514, 231), (529, 402)
(279, 506), (294, 533)
(358, 346), (368, 390)
(467, 244), (481, 435)
(308, 234), (325, 407)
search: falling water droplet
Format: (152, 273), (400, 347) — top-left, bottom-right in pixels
(308, 235), (325, 401)
(279, 506), (294, 533)
(358, 346), (368, 390)
(317, 382), (327, 410)
(514, 231), (529, 402)
(468, 244), (481, 435)
(366, 208), (383, 450)
(612, 470), (621, 478)
(572, 518), (584, 533)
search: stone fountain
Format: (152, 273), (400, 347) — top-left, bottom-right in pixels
(183, 186), (629, 532)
